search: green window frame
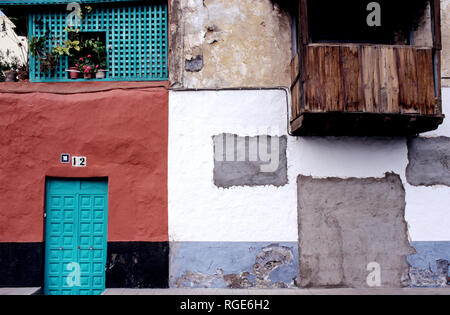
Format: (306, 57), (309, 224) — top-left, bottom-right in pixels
(1, 1), (168, 82)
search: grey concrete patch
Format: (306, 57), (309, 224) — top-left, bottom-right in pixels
(213, 134), (288, 188)
(185, 55), (204, 72)
(297, 173), (415, 288)
(406, 137), (450, 187)
(169, 242), (298, 289)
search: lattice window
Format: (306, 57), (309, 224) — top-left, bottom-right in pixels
(25, 2), (168, 82)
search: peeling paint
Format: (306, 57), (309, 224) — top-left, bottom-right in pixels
(169, 0), (292, 88)
(409, 259), (449, 287)
(408, 242), (450, 288)
(170, 243), (298, 289)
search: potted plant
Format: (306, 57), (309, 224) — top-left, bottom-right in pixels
(77, 55), (96, 79)
(9, 55), (28, 81)
(95, 68), (107, 79)
(0, 51), (23, 82)
(65, 34), (107, 80)
(3, 61), (18, 82)
(95, 60), (108, 79)
(91, 40), (107, 79)
(66, 66), (80, 79)
(4, 70), (17, 82)
(0, 51), (12, 81)
(1, 20), (29, 81)
(53, 39), (82, 79)
(29, 36), (60, 75)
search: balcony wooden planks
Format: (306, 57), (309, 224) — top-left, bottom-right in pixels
(300, 44), (437, 116)
(340, 46), (361, 112)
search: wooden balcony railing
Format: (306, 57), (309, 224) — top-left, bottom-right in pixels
(290, 44), (444, 136)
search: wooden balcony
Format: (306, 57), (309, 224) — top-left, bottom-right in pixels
(290, 44), (444, 136)
(290, 0), (444, 136)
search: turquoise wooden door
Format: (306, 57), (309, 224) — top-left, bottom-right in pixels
(44, 178), (108, 295)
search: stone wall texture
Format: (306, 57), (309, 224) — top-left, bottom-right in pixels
(297, 174), (415, 288)
(169, 0), (292, 88)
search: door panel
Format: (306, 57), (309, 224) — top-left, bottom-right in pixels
(44, 178), (108, 295)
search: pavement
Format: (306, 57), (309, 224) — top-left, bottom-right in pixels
(0, 288), (41, 295)
(101, 288), (450, 295)
(3, 287), (450, 295)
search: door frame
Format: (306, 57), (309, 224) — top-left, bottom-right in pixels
(43, 177), (109, 295)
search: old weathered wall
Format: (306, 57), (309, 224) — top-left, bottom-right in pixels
(169, 0), (292, 88)
(168, 89), (450, 288)
(297, 174), (414, 288)
(169, 0), (450, 88)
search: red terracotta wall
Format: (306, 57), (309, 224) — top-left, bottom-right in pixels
(0, 87), (168, 242)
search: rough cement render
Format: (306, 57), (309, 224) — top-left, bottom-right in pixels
(213, 134), (288, 188)
(171, 243), (298, 289)
(297, 173), (415, 288)
(169, 0), (292, 88)
(406, 137), (450, 187)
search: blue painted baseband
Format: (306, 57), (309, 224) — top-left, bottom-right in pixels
(1, 241), (447, 289)
(170, 241), (450, 289)
(169, 242), (299, 289)
(408, 242), (450, 272)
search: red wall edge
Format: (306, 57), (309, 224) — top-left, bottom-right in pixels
(0, 87), (168, 242)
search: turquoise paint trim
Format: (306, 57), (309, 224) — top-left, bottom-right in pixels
(31, 77), (167, 82)
(0, 0), (144, 6)
(26, 3), (168, 82)
(44, 178), (109, 295)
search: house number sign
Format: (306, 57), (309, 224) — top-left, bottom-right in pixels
(72, 156), (87, 167)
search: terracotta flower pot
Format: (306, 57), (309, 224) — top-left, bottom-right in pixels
(68, 67), (80, 79)
(17, 70), (29, 81)
(83, 73), (93, 79)
(4, 70), (18, 82)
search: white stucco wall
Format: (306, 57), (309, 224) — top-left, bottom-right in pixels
(406, 88), (450, 242)
(0, 15), (27, 66)
(168, 89), (450, 243)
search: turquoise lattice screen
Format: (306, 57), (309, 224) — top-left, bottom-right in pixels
(25, 2), (168, 82)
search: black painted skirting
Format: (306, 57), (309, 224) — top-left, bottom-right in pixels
(0, 241), (169, 289)
(0, 243), (43, 287)
(106, 242), (169, 289)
